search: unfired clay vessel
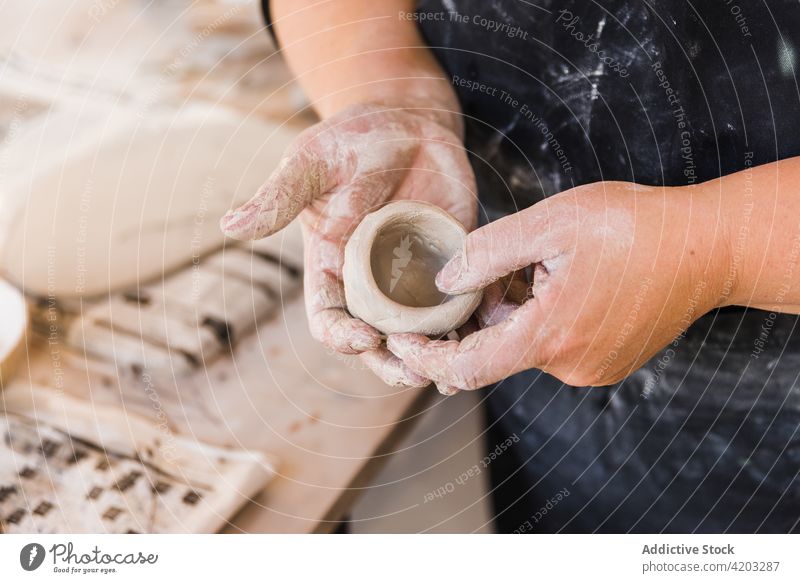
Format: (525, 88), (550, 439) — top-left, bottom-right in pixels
(343, 201), (482, 336)
(0, 279), (28, 389)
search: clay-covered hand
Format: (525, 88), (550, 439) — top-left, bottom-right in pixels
(387, 181), (731, 392)
(221, 104), (477, 388)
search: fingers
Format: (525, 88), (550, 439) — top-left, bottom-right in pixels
(360, 347), (431, 389)
(220, 128), (336, 240)
(311, 304), (382, 354)
(386, 300), (540, 391)
(221, 116), (420, 242)
(361, 348), (458, 396)
(304, 233), (382, 354)
(434, 273), (529, 393)
(435, 205), (559, 295)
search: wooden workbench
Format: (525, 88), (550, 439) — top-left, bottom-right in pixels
(20, 298), (432, 533)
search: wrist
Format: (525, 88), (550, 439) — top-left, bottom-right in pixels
(674, 182), (738, 311)
(317, 75), (464, 139)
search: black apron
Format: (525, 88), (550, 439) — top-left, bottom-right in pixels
(261, 0), (800, 532)
(416, 0), (800, 532)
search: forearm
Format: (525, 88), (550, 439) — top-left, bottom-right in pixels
(271, 0), (462, 135)
(709, 156), (800, 312)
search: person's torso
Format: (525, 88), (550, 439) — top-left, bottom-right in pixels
(417, 0), (800, 215)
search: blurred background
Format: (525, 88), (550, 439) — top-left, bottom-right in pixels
(0, 0), (492, 534)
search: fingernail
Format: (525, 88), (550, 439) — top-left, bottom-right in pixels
(435, 249), (465, 293)
(220, 190), (280, 239)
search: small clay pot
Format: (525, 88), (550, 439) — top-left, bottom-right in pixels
(0, 279), (28, 389)
(343, 201), (482, 336)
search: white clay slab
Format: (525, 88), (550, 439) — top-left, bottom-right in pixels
(0, 384), (275, 533)
(0, 106), (299, 299)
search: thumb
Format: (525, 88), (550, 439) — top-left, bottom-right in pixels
(220, 135), (335, 240)
(435, 208), (549, 294)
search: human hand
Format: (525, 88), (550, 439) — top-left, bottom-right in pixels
(221, 104), (477, 388)
(386, 181), (732, 392)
